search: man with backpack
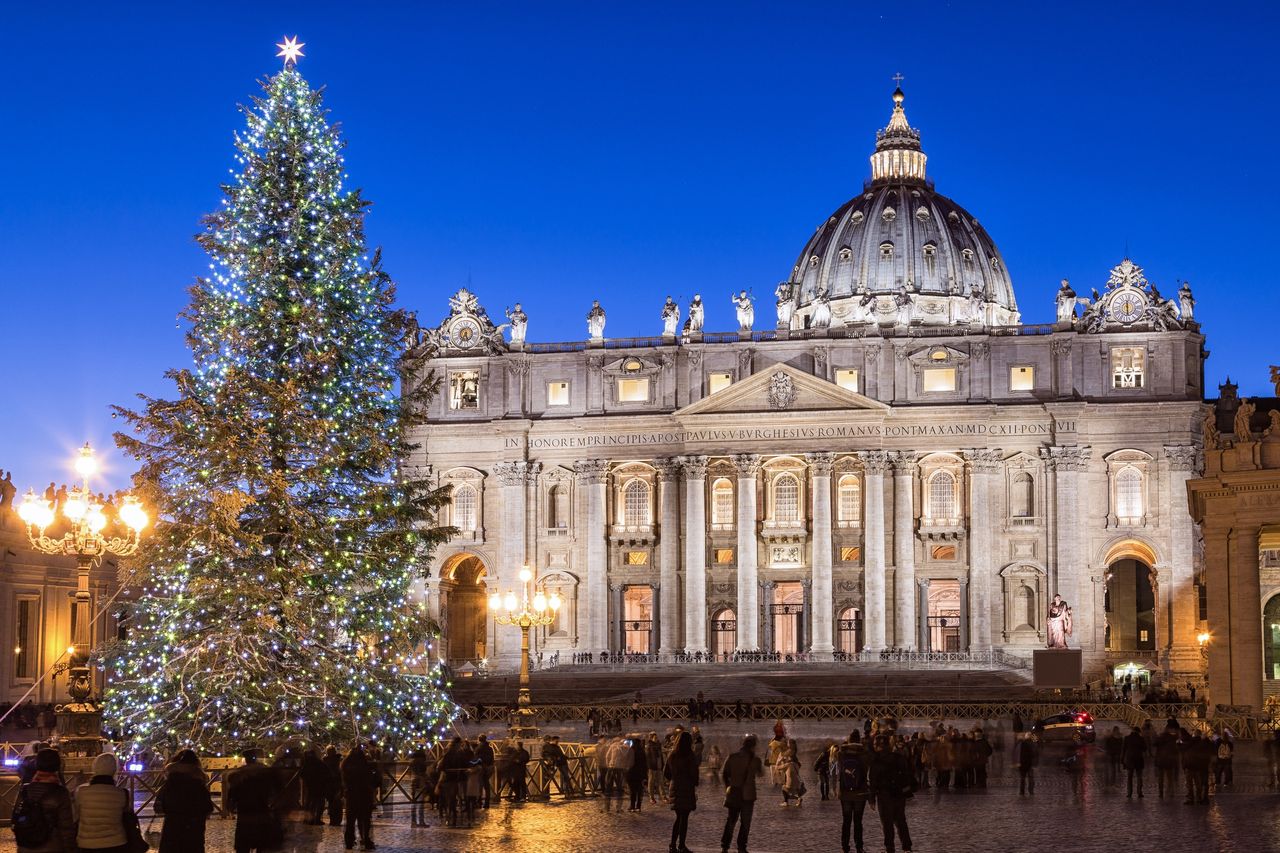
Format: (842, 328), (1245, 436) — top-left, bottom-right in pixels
(869, 735), (914, 853)
(11, 747), (76, 853)
(832, 732), (873, 853)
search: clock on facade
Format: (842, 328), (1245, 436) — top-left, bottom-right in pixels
(1107, 290), (1146, 325)
(448, 316), (483, 349)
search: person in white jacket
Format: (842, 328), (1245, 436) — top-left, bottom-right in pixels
(74, 753), (135, 853)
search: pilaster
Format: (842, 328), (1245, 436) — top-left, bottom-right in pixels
(654, 458), (683, 657)
(963, 448), (1003, 650)
(807, 451), (835, 658)
(680, 455), (709, 654)
(733, 453), (763, 650)
(574, 459), (610, 653)
(859, 450), (891, 651)
(890, 451), (917, 649)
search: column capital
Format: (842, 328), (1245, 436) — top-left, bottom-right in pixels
(805, 452), (835, 477)
(1040, 444), (1091, 472)
(800, 577), (812, 590)
(857, 450), (893, 474)
(494, 460), (532, 487)
(1163, 444), (1202, 473)
(677, 454), (709, 479)
(732, 453), (763, 477)
(889, 450), (918, 475)
(653, 457), (683, 482)
(962, 448), (1004, 474)
(574, 458), (611, 484)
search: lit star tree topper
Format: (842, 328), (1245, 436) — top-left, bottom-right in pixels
(276, 35), (305, 67)
(105, 46), (456, 756)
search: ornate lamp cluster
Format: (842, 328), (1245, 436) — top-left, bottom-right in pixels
(489, 565), (560, 708)
(16, 443), (148, 704)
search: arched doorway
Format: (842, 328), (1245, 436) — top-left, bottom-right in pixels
(771, 582), (805, 655)
(927, 580), (962, 652)
(1265, 595), (1280, 682)
(711, 608), (736, 660)
(837, 607), (863, 655)
(1105, 558), (1156, 651)
(442, 554), (488, 665)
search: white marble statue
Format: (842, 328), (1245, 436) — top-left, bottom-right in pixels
(893, 286), (914, 326)
(967, 283), (985, 325)
(852, 290), (877, 324)
(687, 294), (704, 334)
(1178, 282), (1195, 323)
(1055, 279), (1077, 324)
(732, 290), (754, 332)
(775, 282), (796, 328)
(505, 302), (528, 345)
(810, 286), (832, 330)
(586, 300), (606, 340)
(1046, 594), (1073, 649)
(661, 296), (680, 337)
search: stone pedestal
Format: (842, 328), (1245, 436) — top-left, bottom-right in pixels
(55, 702), (107, 758)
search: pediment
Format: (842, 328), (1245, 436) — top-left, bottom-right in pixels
(676, 363), (889, 416)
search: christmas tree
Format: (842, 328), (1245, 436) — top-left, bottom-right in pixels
(106, 47), (456, 755)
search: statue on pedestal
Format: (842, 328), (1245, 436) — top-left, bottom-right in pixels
(851, 290), (877, 324)
(505, 303), (528, 345)
(1178, 282), (1196, 323)
(967, 283), (986, 325)
(660, 296), (680, 337)
(732, 290), (754, 333)
(893, 286), (914, 326)
(586, 300), (606, 340)
(1046, 594), (1073, 649)
(687, 294), (704, 334)
(775, 282), (796, 329)
(1055, 279), (1077, 324)
(1235, 398), (1256, 441)
(810, 286), (832, 330)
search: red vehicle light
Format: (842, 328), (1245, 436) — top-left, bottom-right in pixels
(1075, 713), (1092, 723)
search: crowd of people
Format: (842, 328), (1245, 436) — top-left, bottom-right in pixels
(0, 701), (58, 737)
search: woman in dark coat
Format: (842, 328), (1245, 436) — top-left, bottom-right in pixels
(156, 750), (215, 853)
(626, 737), (648, 812)
(341, 745), (378, 850)
(663, 732), (699, 853)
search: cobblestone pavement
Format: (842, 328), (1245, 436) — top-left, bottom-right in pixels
(5, 744), (1279, 853)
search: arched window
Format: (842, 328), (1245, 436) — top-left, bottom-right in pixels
(547, 484), (568, 529)
(623, 479), (651, 527)
(773, 473), (800, 523)
(922, 243), (937, 276)
(838, 475), (861, 523)
(1265, 594), (1280, 680)
(1011, 472), (1034, 519)
(1115, 467), (1143, 520)
(837, 606), (863, 654)
(927, 471), (956, 521)
(453, 484), (477, 531)
(712, 478), (734, 526)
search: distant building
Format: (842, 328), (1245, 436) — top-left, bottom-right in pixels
(411, 88), (1207, 686)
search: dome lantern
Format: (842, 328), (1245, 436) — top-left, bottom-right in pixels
(871, 86), (927, 184)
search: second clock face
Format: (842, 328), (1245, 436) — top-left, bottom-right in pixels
(1109, 291), (1145, 324)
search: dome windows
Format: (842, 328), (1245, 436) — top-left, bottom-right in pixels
(948, 211), (960, 224)
(838, 247), (853, 261)
(881, 206), (897, 223)
(915, 206), (931, 222)
(961, 248), (975, 268)
(879, 242), (895, 261)
(990, 257), (1001, 271)
(923, 243), (938, 276)
(849, 211), (865, 226)
(810, 255), (821, 268)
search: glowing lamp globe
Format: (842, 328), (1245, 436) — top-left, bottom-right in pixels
(64, 488), (88, 522)
(18, 490), (54, 529)
(488, 593), (502, 611)
(74, 443), (98, 478)
(549, 592), (562, 611)
(86, 506), (107, 534)
(118, 496), (149, 531)
(532, 592), (547, 612)
(518, 566), (533, 583)
(503, 592), (517, 612)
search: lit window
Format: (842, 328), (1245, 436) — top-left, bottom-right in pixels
(715, 549), (735, 565)
(1011, 472), (1033, 518)
(623, 479), (651, 526)
(840, 546), (861, 562)
(1010, 366), (1034, 391)
(931, 545), (957, 560)
(927, 471), (956, 521)
(1112, 347), (1145, 389)
(835, 369), (859, 392)
(923, 368), (956, 392)
(1115, 467), (1143, 520)
(453, 484), (477, 531)
(838, 475), (861, 523)
(712, 478), (734, 525)
(773, 473), (800, 523)
(617, 378), (650, 402)
(449, 371), (480, 409)
(546, 381), (570, 406)
(708, 372), (733, 394)
(625, 551), (649, 566)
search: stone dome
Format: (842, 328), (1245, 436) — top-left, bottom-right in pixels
(785, 88), (1019, 329)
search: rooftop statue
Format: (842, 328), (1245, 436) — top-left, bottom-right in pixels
(1235, 398), (1256, 442)
(1178, 282), (1195, 323)
(775, 282), (797, 329)
(809, 285), (831, 330)
(586, 300), (606, 340)
(1055, 278), (1077, 324)
(687, 294), (704, 334)
(505, 302), (528, 345)
(732, 290), (754, 333)
(893, 286), (914, 326)
(661, 296), (680, 337)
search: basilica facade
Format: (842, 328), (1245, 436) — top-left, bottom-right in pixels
(411, 89), (1207, 683)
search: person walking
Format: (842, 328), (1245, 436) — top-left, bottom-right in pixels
(869, 735), (914, 853)
(665, 732), (700, 853)
(1213, 730), (1235, 788)
(510, 740), (530, 803)
(341, 744), (378, 850)
(224, 748), (282, 853)
(1015, 733), (1037, 795)
(476, 734), (496, 809)
(1104, 726), (1123, 785)
(1154, 726), (1179, 799)
(12, 748), (76, 853)
(646, 732), (665, 805)
(627, 737), (649, 811)
(720, 734), (764, 853)
(300, 749), (330, 825)
(156, 750), (215, 853)
(322, 745), (344, 827)
(408, 748), (431, 827)
(833, 732), (872, 853)
(1122, 726), (1147, 798)
(814, 742), (832, 801)
(779, 740), (805, 806)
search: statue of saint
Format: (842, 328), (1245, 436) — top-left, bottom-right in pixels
(660, 296), (680, 337)
(505, 302), (528, 345)
(852, 289), (877, 324)
(1235, 398), (1257, 441)
(1055, 278), (1077, 323)
(687, 294), (704, 333)
(1265, 409), (1280, 441)
(775, 282), (796, 329)
(1178, 282), (1195, 323)
(1046, 594), (1073, 649)
(0, 471), (15, 510)
(967, 283), (985, 325)
(1202, 408), (1221, 449)
(586, 300), (606, 340)
(732, 290), (754, 333)
(893, 286), (914, 326)
(809, 286), (832, 330)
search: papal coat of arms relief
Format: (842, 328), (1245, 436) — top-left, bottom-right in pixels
(767, 371), (796, 410)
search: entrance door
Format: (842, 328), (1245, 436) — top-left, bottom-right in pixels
(771, 582), (804, 655)
(927, 580), (962, 652)
(623, 585), (654, 654)
(837, 607), (863, 655)
(443, 555), (488, 664)
(711, 609), (736, 659)
(1105, 558), (1155, 651)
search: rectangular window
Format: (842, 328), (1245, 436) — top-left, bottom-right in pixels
(835, 368), (859, 392)
(617, 378), (650, 402)
(840, 546), (861, 562)
(1197, 582), (1207, 621)
(1111, 347), (1145, 389)
(1139, 629), (1149, 643)
(1009, 365), (1035, 391)
(546, 381), (570, 406)
(449, 371), (480, 409)
(14, 598), (35, 680)
(715, 548), (735, 565)
(708, 372), (733, 394)
(624, 551), (649, 566)
(922, 367), (956, 393)
(931, 545), (957, 560)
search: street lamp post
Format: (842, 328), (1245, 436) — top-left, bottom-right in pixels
(17, 443), (148, 755)
(489, 565), (560, 736)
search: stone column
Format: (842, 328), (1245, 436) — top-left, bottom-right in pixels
(575, 459), (610, 654)
(681, 456), (709, 654)
(1044, 446), (1092, 650)
(807, 452), (835, 658)
(859, 451), (891, 651)
(964, 449), (1003, 651)
(800, 577), (812, 654)
(959, 578), (970, 650)
(733, 454), (763, 651)
(611, 582), (624, 652)
(917, 579), (931, 650)
(890, 452), (917, 649)
(1229, 525), (1263, 711)
(1164, 445), (1202, 672)
(654, 458), (683, 657)
(494, 461), (532, 663)
(651, 584), (661, 657)
(1202, 526), (1231, 707)
(761, 579), (776, 652)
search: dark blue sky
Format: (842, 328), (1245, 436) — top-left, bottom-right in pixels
(3, 1), (1278, 490)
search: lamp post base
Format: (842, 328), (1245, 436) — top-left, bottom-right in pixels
(55, 702), (107, 758)
(507, 705), (542, 739)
